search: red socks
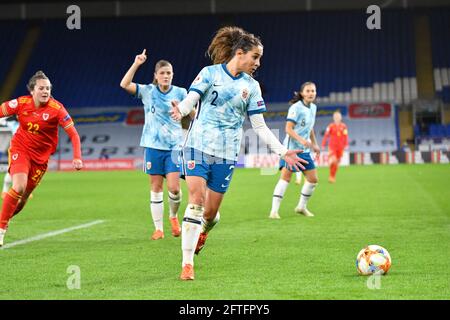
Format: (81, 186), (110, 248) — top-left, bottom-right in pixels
(0, 188), (22, 229)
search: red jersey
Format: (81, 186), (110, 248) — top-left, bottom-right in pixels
(1, 96), (75, 164)
(322, 122), (348, 151)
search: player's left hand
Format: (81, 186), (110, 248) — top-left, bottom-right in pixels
(284, 149), (308, 171)
(73, 159), (83, 170)
(170, 100), (182, 121)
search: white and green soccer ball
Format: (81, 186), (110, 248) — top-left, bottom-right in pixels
(356, 245), (392, 275)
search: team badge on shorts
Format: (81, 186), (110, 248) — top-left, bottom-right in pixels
(146, 162), (152, 170)
(187, 160), (196, 170)
(12, 153), (18, 161)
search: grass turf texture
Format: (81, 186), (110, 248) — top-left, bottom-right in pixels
(0, 164), (449, 299)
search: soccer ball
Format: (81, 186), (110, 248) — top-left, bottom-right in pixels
(356, 245), (391, 275)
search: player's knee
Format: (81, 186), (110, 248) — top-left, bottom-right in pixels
(189, 192), (205, 206)
(12, 182), (27, 195)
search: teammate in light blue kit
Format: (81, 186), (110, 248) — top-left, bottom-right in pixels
(270, 82), (321, 219)
(1, 117), (19, 199)
(171, 26), (308, 280)
(120, 49), (187, 240)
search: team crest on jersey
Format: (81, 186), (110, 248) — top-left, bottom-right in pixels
(241, 88), (249, 101)
(192, 75), (202, 85)
(8, 99), (18, 109)
(12, 153), (18, 161)
(43, 113), (49, 121)
(187, 160), (196, 170)
(146, 162), (152, 170)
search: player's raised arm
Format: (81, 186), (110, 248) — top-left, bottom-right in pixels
(120, 49), (147, 95)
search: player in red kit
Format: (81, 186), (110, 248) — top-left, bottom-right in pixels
(0, 71), (83, 246)
(321, 110), (348, 183)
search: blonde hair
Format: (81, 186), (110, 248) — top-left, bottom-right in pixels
(27, 70), (51, 92)
(207, 26), (262, 64)
(289, 81), (316, 105)
(152, 60), (172, 85)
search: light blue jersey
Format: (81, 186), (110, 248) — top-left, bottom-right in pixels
(283, 100), (317, 153)
(136, 84), (187, 150)
(186, 64), (266, 161)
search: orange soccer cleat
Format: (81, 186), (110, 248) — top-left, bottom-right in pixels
(169, 217), (181, 237)
(151, 229), (164, 240)
(328, 176), (336, 184)
(180, 264), (194, 280)
(195, 232), (208, 255)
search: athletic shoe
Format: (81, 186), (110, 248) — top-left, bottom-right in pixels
(170, 217), (181, 237)
(151, 229), (164, 240)
(269, 211), (281, 219)
(0, 228), (6, 247)
(195, 232), (208, 255)
(180, 264), (194, 280)
(294, 207), (315, 217)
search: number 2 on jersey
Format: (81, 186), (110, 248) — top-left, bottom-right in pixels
(211, 91), (218, 106)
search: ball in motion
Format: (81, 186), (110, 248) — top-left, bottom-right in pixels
(356, 245), (391, 275)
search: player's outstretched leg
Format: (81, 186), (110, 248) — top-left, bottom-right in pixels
(0, 188), (23, 246)
(195, 211), (220, 255)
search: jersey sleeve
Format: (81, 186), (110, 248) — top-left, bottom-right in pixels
(136, 83), (153, 100)
(247, 82), (266, 116)
(57, 106), (75, 130)
(286, 105), (298, 124)
(189, 67), (212, 97)
(179, 87), (188, 101)
(1, 98), (21, 117)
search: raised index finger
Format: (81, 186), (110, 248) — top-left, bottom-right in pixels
(142, 49), (146, 55)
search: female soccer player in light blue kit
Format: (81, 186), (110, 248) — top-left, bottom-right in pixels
(171, 26), (308, 280)
(269, 82), (321, 219)
(121, 50), (187, 240)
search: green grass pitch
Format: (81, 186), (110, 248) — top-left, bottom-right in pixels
(0, 164), (449, 299)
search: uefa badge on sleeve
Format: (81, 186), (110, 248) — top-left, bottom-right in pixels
(187, 160), (196, 170)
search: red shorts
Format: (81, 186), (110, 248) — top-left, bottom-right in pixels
(329, 148), (344, 160)
(8, 148), (48, 189)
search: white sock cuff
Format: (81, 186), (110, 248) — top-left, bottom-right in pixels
(168, 190), (181, 202)
(302, 181), (317, 195)
(185, 203), (204, 219)
(151, 191), (164, 202)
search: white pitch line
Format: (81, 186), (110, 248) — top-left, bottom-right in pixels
(1, 220), (105, 250)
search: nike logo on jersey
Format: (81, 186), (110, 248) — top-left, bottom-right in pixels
(213, 83), (222, 87)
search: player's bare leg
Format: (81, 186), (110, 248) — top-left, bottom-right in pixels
(0, 173), (27, 246)
(195, 188), (223, 254)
